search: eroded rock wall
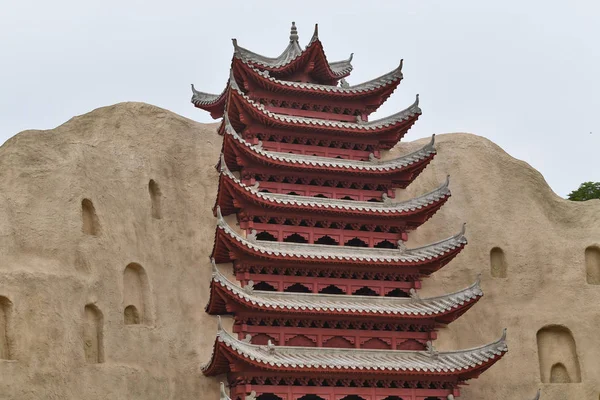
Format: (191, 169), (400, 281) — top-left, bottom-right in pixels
(0, 102), (598, 399)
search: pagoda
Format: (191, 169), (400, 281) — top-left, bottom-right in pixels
(193, 22), (507, 400)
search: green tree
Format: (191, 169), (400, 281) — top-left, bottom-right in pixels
(567, 182), (600, 201)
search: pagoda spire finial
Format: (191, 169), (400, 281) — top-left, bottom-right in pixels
(290, 21), (299, 43)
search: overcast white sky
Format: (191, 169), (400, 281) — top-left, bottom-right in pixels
(1, 0), (598, 197)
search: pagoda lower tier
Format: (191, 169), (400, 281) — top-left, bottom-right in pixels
(215, 158), (450, 246)
(222, 76), (421, 152)
(204, 324), (508, 400)
(220, 118), (437, 197)
(207, 265), (483, 350)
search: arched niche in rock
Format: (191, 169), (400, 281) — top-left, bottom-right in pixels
(490, 247), (507, 278)
(537, 325), (581, 383)
(0, 296), (14, 360)
(585, 245), (600, 284)
(83, 304), (104, 363)
(148, 179), (163, 219)
(123, 263), (153, 325)
(81, 199), (100, 236)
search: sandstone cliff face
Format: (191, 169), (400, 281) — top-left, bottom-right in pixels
(0, 102), (598, 400)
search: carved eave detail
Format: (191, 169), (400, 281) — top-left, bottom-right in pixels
(207, 264), (483, 322)
(202, 322), (508, 379)
(211, 207), (467, 266)
(222, 116), (436, 176)
(215, 156), (450, 221)
(226, 82), (421, 135)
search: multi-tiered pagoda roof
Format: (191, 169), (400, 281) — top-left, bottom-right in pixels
(192, 21), (506, 400)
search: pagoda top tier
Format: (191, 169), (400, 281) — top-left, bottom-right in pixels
(203, 320), (508, 379)
(232, 22), (353, 84)
(191, 57), (403, 120)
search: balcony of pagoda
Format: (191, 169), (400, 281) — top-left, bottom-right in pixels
(235, 273), (418, 297)
(228, 384), (459, 400)
(226, 123), (380, 162)
(248, 180), (391, 202)
(244, 221), (405, 249)
(212, 212), (467, 278)
(235, 261), (422, 288)
(233, 323), (435, 351)
(205, 326), (507, 399)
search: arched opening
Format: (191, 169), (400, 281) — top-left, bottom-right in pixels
(340, 395), (366, 400)
(385, 288), (410, 298)
(345, 237), (368, 247)
(286, 334), (316, 347)
(322, 336), (353, 348)
(283, 233), (308, 244)
(257, 394), (283, 400)
(490, 247), (507, 278)
(124, 305), (140, 325)
(537, 325), (581, 383)
(424, 398), (442, 400)
(254, 281), (277, 291)
(319, 285), (346, 295)
(315, 235), (339, 246)
(83, 304), (104, 363)
(81, 199), (100, 236)
(123, 263), (152, 325)
(381, 396), (404, 400)
(352, 286), (378, 296)
(287, 191), (299, 196)
(148, 179), (162, 219)
(340, 196), (354, 200)
(0, 296), (13, 360)
(259, 189), (271, 193)
(585, 245), (600, 284)
(313, 194), (328, 198)
(362, 337), (391, 350)
(550, 363), (571, 383)
(374, 240), (395, 249)
(297, 395), (325, 400)
(367, 198), (381, 202)
(256, 231), (277, 241)
(284, 283), (311, 293)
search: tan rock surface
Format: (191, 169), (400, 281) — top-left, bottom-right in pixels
(0, 102), (598, 399)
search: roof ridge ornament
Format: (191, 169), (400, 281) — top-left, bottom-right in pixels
(289, 21), (299, 42)
(247, 229), (258, 242)
(340, 78), (350, 88)
(244, 280), (254, 293)
(217, 315), (223, 332)
(211, 258), (218, 276)
(409, 288), (421, 302)
(426, 341), (439, 359)
(246, 391), (257, 400)
(220, 382), (231, 400)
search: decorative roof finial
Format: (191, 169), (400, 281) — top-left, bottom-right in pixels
(290, 21), (299, 42)
(220, 382), (230, 400)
